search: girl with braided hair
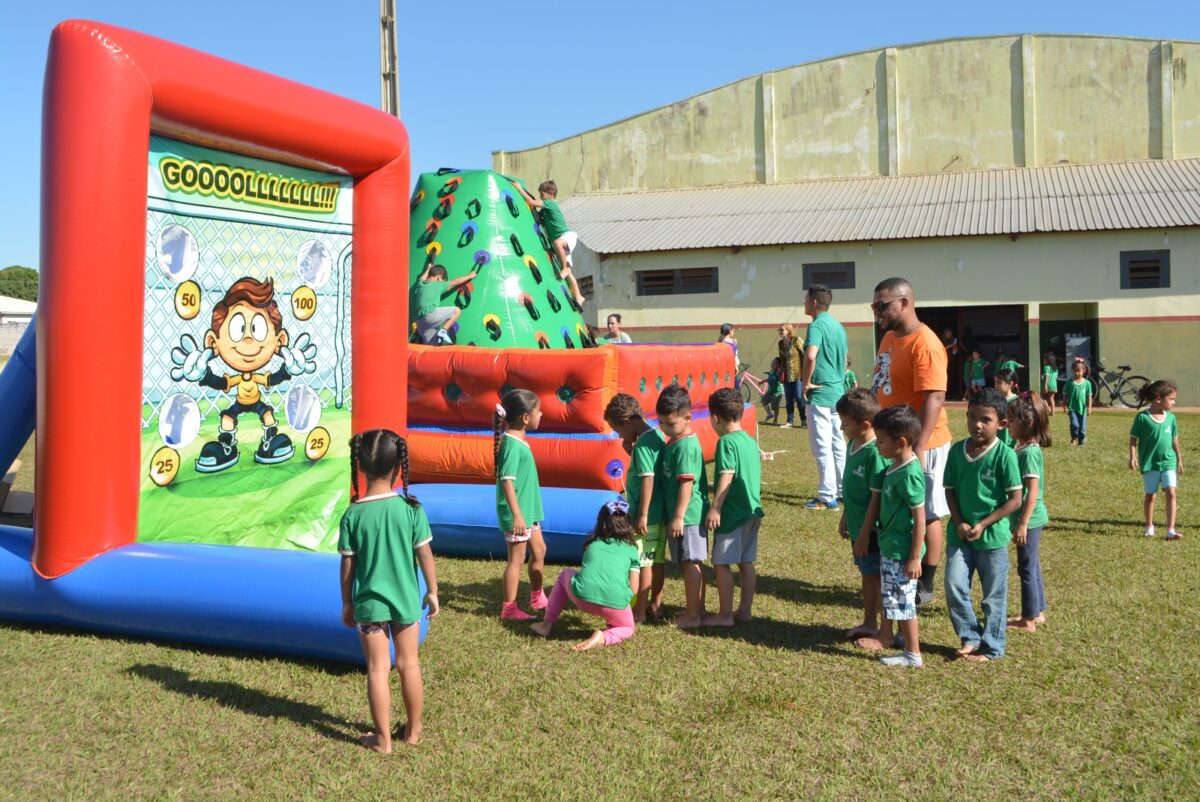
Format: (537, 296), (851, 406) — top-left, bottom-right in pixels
(339, 429), (439, 752)
(494, 388), (546, 620)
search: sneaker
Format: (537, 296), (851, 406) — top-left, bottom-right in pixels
(500, 604), (534, 621)
(1144, 526), (1156, 538)
(435, 329), (454, 346)
(826, 500), (840, 512)
(916, 586), (935, 607)
(529, 590), (548, 610)
(196, 431), (239, 474)
(881, 651), (923, 668)
(803, 498), (835, 511)
(780, 423), (793, 429)
(1166, 530), (1182, 540)
(255, 426), (295, 465)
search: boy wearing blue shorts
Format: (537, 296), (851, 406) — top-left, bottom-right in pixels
(703, 388), (765, 627)
(656, 384), (710, 629)
(837, 389), (889, 641)
(604, 393), (668, 621)
(867, 405), (928, 667)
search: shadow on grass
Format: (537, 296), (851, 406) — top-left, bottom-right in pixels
(760, 490), (813, 509)
(689, 618), (962, 661)
(754, 574), (861, 608)
(127, 664), (361, 744)
(1050, 517), (1147, 528)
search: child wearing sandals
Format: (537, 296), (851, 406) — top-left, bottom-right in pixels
(495, 388), (548, 620)
(339, 429), (439, 752)
(1130, 380), (1184, 540)
(1006, 394), (1052, 633)
(531, 500), (640, 650)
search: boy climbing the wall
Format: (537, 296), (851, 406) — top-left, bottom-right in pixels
(413, 262), (477, 346)
(511, 179), (586, 308)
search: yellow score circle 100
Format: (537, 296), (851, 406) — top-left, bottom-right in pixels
(291, 286), (317, 321)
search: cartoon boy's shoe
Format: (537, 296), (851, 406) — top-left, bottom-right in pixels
(255, 426), (295, 465)
(196, 431), (239, 474)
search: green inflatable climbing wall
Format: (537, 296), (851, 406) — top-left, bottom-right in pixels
(408, 169), (593, 350)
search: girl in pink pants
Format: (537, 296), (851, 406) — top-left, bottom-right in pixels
(531, 500), (640, 651)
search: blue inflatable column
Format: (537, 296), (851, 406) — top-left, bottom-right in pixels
(0, 315), (36, 477)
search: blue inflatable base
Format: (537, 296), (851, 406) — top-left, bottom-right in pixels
(416, 483), (621, 563)
(0, 526), (426, 665)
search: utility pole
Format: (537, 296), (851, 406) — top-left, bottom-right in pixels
(379, 0), (400, 117)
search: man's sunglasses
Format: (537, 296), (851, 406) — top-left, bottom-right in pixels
(870, 296), (908, 313)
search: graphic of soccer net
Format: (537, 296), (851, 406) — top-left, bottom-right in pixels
(142, 209), (352, 431)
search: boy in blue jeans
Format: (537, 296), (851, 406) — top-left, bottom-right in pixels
(943, 388), (1023, 662)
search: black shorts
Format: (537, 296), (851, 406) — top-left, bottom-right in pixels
(221, 400), (273, 422)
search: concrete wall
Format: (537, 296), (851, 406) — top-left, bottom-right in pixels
(495, 34), (1200, 197)
(572, 227), (1200, 397)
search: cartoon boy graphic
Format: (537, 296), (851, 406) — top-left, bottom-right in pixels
(170, 277), (317, 473)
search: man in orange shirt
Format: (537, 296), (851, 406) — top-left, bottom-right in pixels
(869, 277), (950, 608)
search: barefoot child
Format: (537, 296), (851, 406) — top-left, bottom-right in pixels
(836, 389), (889, 641)
(495, 389), (547, 620)
(339, 430), (439, 752)
(604, 394), (668, 621)
(1041, 352), (1059, 415)
(1130, 379), (1183, 540)
(868, 405), (927, 667)
(703, 388), (765, 626)
(656, 384), (710, 629)
(1065, 359), (1092, 446)
(412, 262), (477, 345)
(993, 368), (1018, 447)
(511, 178), (586, 307)
(1006, 394), (1052, 633)
(943, 389), (1023, 662)
(531, 501), (640, 650)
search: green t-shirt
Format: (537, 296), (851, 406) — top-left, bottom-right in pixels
(1013, 444), (1049, 530)
(1065, 378), (1091, 415)
(802, 312), (848, 407)
(998, 394), (1018, 447)
(997, 359), (1022, 374)
(540, 197), (570, 241)
(944, 438), (1022, 551)
(495, 434), (544, 532)
(843, 370), (858, 394)
(571, 538), (640, 609)
(964, 358), (987, 382)
(414, 280), (447, 317)
(1041, 364), (1059, 392)
(843, 438), (889, 542)
(338, 495), (433, 625)
(713, 430), (764, 533)
(1130, 410), (1179, 472)
(765, 370), (781, 396)
(659, 433), (709, 526)
(871, 456), (927, 561)
(626, 428), (667, 526)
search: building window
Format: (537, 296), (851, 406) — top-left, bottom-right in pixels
(802, 262), (855, 289)
(1120, 250), (1170, 289)
(576, 275), (593, 300)
(635, 267), (718, 296)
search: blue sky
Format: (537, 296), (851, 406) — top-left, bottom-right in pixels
(3, 0), (1198, 269)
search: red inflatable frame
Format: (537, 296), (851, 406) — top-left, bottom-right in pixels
(36, 20), (410, 577)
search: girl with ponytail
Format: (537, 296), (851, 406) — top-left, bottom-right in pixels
(494, 388), (547, 620)
(339, 429), (439, 752)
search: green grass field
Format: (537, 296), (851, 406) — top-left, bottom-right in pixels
(1, 410), (1198, 800)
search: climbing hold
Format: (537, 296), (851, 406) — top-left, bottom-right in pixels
(458, 221), (477, 247)
(426, 242), (442, 257)
(503, 191), (521, 218)
(436, 167), (461, 175)
(438, 177), (462, 198)
(483, 313), (502, 341)
(464, 198), (481, 219)
(433, 196), (454, 220)
(524, 255), (542, 283)
(455, 282), (473, 309)
(510, 233), (524, 257)
(518, 293), (540, 320)
(474, 250), (492, 272)
(561, 285), (583, 313)
(410, 189), (425, 210)
(416, 219), (441, 248)
(561, 327), (575, 349)
(545, 288), (561, 313)
(535, 223), (551, 250)
(535, 332), (550, 349)
(576, 323), (595, 348)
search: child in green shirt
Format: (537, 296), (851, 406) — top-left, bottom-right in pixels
(339, 429), (439, 751)
(1005, 394), (1052, 633)
(1130, 379), (1183, 540)
(495, 388), (547, 621)
(1040, 351), (1060, 415)
(532, 501), (640, 650)
(836, 389), (889, 642)
(511, 178), (586, 308)
(412, 262), (476, 346)
(703, 388), (765, 627)
(943, 389), (1023, 662)
(964, 349), (988, 399)
(843, 356), (858, 396)
(993, 368), (1018, 448)
(604, 393), (668, 622)
(865, 405), (927, 668)
(1065, 359), (1093, 446)
(656, 384), (710, 629)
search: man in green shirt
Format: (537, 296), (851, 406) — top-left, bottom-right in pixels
(943, 388), (1023, 661)
(801, 284), (849, 511)
(412, 262), (475, 345)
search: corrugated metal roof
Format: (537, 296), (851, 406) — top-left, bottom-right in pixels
(560, 159), (1200, 254)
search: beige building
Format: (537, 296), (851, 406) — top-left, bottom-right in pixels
(494, 34), (1200, 401)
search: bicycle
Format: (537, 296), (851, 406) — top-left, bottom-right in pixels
(1088, 359), (1150, 408)
(737, 362), (766, 405)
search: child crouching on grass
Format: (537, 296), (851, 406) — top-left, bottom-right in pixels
(1006, 394), (1052, 633)
(836, 389), (889, 641)
(340, 430), (439, 752)
(531, 500), (640, 650)
(865, 405), (927, 668)
(944, 389), (1023, 662)
(1130, 379), (1183, 540)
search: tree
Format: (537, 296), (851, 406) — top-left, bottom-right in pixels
(0, 266), (38, 302)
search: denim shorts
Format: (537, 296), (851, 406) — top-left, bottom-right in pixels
(852, 527), (881, 576)
(1142, 470), (1178, 493)
(880, 557), (918, 621)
